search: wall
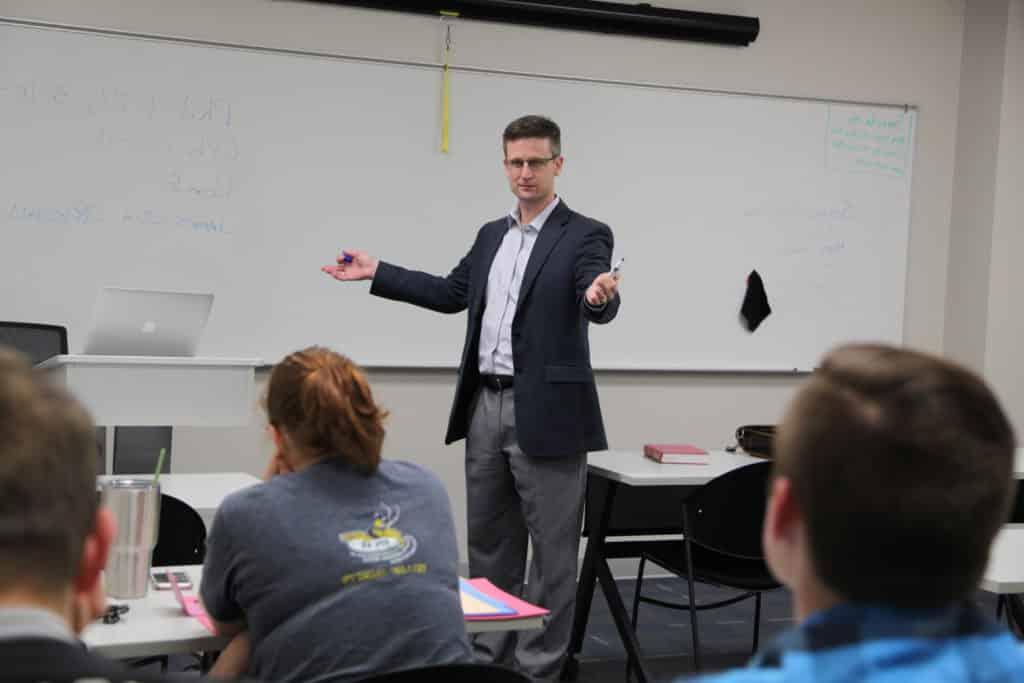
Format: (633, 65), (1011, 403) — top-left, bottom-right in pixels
(984, 0), (1024, 431)
(0, 0), (972, 563)
(945, 0), (1009, 371)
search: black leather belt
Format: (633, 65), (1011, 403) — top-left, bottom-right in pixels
(480, 374), (514, 391)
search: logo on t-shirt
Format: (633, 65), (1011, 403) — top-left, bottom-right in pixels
(339, 502), (418, 564)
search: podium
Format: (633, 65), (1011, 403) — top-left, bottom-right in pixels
(38, 355), (260, 472)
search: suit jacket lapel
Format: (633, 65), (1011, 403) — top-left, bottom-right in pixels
(516, 201), (570, 318)
(472, 220), (507, 313)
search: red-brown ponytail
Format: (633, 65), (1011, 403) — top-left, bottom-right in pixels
(266, 347), (388, 475)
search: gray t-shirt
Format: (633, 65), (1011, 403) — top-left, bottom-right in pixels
(201, 458), (471, 683)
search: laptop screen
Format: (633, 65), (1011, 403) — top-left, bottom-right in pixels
(83, 288), (214, 357)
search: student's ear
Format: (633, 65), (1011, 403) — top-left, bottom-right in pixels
(71, 507), (116, 630)
(762, 477), (802, 584)
(76, 507), (115, 591)
(269, 424), (288, 454)
(267, 424), (297, 473)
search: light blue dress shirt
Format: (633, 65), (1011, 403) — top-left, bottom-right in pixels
(478, 196), (561, 375)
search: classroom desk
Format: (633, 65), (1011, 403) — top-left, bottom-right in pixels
(83, 565), (546, 659)
(564, 449), (763, 683)
(83, 565), (227, 659)
(98, 472), (260, 528)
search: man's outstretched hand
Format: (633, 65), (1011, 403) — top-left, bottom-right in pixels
(322, 249), (379, 281)
(585, 271), (619, 307)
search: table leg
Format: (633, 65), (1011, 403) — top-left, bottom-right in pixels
(596, 555), (651, 683)
(562, 477), (618, 681)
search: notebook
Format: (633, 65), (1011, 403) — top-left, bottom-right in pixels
(459, 577), (550, 621)
(83, 288), (213, 356)
(460, 578), (516, 617)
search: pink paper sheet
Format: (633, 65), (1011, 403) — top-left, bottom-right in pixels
(463, 578), (550, 621)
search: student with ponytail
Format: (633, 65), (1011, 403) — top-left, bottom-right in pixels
(200, 347), (471, 682)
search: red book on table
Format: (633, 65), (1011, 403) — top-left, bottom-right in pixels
(643, 443), (708, 464)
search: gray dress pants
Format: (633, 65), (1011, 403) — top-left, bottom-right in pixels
(466, 385), (587, 682)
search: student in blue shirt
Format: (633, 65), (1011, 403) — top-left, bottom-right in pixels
(691, 343), (1024, 683)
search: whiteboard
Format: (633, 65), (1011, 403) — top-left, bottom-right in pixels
(0, 22), (915, 371)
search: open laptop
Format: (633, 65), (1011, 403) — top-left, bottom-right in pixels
(83, 288), (214, 356)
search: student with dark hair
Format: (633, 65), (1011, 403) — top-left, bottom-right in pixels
(691, 343), (1024, 682)
(0, 348), (205, 682)
(201, 346), (471, 682)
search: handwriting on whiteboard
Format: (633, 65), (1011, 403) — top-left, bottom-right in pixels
(826, 105), (911, 178)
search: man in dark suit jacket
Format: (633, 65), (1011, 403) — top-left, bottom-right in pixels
(0, 348), (207, 683)
(324, 115), (620, 681)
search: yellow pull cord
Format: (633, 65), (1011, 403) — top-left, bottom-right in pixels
(440, 13), (457, 153)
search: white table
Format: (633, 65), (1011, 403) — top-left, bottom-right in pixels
(982, 525), (1024, 634)
(39, 355), (259, 473)
(983, 525), (1024, 594)
(587, 449), (764, 486)
(83, 565), (227, 659)
(566, 449), (764, 683)
(84, 565), (545, 659)
(98, 472), (260, 528)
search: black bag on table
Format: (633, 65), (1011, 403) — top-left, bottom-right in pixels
(735, 425), (775, 458)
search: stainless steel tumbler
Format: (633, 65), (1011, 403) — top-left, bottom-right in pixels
(101, 478), (160, 599)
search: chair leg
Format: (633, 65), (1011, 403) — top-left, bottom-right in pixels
(686, 573), (701, 672)
(625, 557), (648, 683)
(997, 595), (1006, 621)
(681, 511), (702, 673)
(751, 592), (762, 654)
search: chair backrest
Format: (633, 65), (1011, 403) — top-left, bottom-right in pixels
(685, 461), (774, 560)
(152, 494), (207, 567)
(113, 426), (172, 475)
(356, 663), (530, 683)
(0, 321), (67, 364)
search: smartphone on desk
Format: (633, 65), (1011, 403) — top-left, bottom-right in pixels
(151, 570), (192, 590)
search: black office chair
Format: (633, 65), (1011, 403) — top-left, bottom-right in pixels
(152, 494), (207, 567)
(0, 321), (103, 474)
(0, 320), (67, 364)
(355, 663), (530, 683)
(628, 461), (780, 674)
(113, 426), (173, 475)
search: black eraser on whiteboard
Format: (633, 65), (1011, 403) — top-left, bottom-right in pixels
(740, 269), (771, 332)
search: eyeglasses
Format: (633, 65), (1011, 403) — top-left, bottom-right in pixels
(504, 155), (558, 171)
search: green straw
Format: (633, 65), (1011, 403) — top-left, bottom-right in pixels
(153, 448), (167, 484)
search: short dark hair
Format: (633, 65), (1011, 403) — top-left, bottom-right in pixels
(503, 115), (561, 157)
(266, 347), (388, 475)
(0, 348), (99, 594)
(776, 343), (1016, 608)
